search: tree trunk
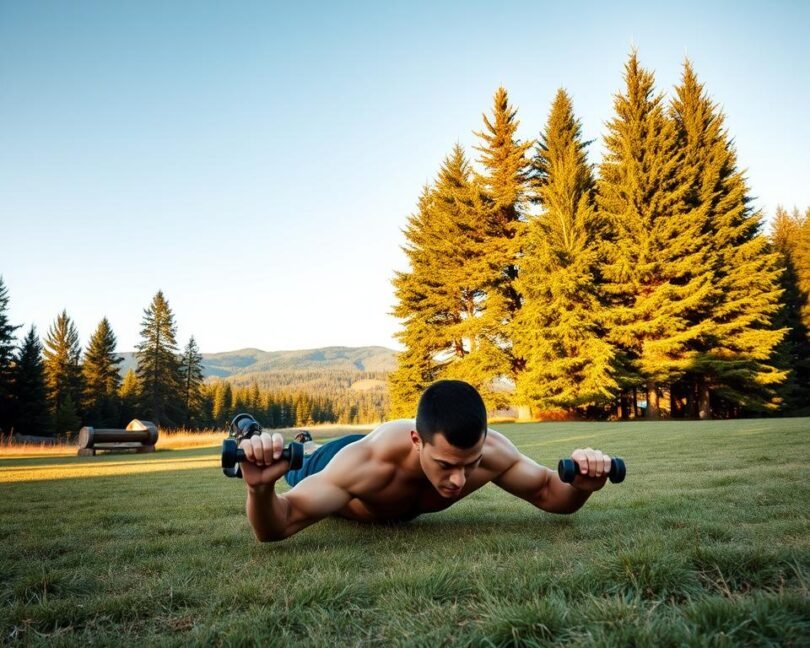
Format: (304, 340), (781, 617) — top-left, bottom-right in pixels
(685, 377), (697, 419)
(698, 377), (712, 420)
(646, 381), (660, 419)
(619, 391), (631, 420)
(632, 387), (639, 418)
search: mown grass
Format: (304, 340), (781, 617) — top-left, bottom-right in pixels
(1, 418), (808, 646)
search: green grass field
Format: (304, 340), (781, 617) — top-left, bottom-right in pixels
(2, 418), (809, 646)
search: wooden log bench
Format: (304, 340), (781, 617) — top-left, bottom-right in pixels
(77, 419), (158, 456)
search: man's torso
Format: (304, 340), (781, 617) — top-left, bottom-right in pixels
(314, 420), (512, 522)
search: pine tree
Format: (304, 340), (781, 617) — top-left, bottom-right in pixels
(42, 310), (84, 434)
(197, 384), (215, 428)
(212, 380), (232, 427)
(389, 187), (446, 417)
(248, 380), (262, 412)
(82, 317), (123, 427)
(513, 89), (617, 415)
(12, 326), (51, 436)
(54, 393), (81, 438)
(0, 277), (21, 432)
(793, 208), (810, 331)
(771, 207), (810, 412)
(135, 290), (183, 426)
(671, 61), (785, 416)
(179, 336), (205, 427)
(388, 342), (439, 418)
(118, 368), (139, 425)
(597, 53), (714, 418)
(390, 146), (509, 413)
(473, 87), (533, 375)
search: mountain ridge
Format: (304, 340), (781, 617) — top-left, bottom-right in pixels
(118, 345), (397, 379)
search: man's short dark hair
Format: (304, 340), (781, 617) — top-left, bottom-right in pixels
(416, 380), (487, 449)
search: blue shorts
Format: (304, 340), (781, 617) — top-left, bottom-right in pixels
(284, 434), (365, 487)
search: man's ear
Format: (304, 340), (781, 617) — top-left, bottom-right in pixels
(410, 429), (422, 450)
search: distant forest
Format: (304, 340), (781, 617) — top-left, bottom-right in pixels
(0, 286), (389, 436)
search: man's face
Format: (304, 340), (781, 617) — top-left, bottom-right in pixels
(413, 431), (485, 498)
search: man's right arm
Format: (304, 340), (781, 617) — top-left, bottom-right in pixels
(246, 475), (353, 541)
(240, 432), (362, 541)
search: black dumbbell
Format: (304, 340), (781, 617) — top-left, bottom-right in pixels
(557, 456), (626, 484)
(221, 437), (305, 478)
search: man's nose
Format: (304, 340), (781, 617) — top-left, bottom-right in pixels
(449, 470), (465, 489)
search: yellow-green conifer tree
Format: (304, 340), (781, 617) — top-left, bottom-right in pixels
(598, 53), (714, 418)
(82, 317), (123, 427)
(671, 61), (785, 416)
(390, 145), (508, 413)
(473, 87), (533, 377)
(771, 207), (810, 412)
(513, 89), (617, 415)
(43, 310), (84, 434)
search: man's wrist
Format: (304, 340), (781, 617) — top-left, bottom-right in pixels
(247, 483), (275, 497)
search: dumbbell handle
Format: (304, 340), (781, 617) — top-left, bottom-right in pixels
(227, 445), (296, 467)
(557, 456), (626, 484)
(221, 438), (304, 478)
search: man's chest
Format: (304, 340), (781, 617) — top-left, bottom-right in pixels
(339, 467), (496, 521)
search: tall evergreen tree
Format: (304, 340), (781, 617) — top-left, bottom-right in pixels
(12, 326), (51, 436)
(671, 61), (785, 416)
(197, 383), (215, 428)
(179, 336), (205, 427)
(82, 317), (123, 426)
(473, 87), (533, 375)
(212, 380), (233, 426)
(513, 89), (617, 414)
(118, 368), (139, 425)
(0, 277), (21, 432)
(42, 310), (83, 434)
(771, 206), (810, 412)
(389, 187), (445, 417)
(597, 53), (714, 418)
(54, 394), (81, 438)
(793, 208), (810, 331)
(135, 290), (183, 426)
(390, 146), (509, 413)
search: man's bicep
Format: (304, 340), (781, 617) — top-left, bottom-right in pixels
(280, 444), (364, 536)
(282, 474), (351, 535)
(492, 441), (553, 505)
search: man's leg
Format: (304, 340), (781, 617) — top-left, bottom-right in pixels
(284, 434), (365, 487)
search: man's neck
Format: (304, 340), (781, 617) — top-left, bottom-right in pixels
(399, 443), (427, 480)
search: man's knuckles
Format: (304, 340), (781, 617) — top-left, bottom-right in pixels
(570, 448), (612, 479)
(238, 432), (283, 466)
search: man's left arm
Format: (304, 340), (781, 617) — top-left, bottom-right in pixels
(488, 431), (610, 514)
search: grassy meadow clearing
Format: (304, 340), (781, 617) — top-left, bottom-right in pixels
(1, 418), (809, 646)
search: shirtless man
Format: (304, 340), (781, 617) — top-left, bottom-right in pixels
(240, 380), (615, 542)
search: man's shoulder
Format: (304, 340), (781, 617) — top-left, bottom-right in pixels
(481, 428), (523, 473)
(312, 436), (394, 497)
(325, 420), (413, 464)
(367, 418), (415, 438)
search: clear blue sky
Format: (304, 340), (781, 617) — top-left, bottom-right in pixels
(2, 1), (808, 353)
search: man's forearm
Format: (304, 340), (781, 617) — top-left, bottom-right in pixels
(538, 475), (592, 514)
(246, 485), (290, 541)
